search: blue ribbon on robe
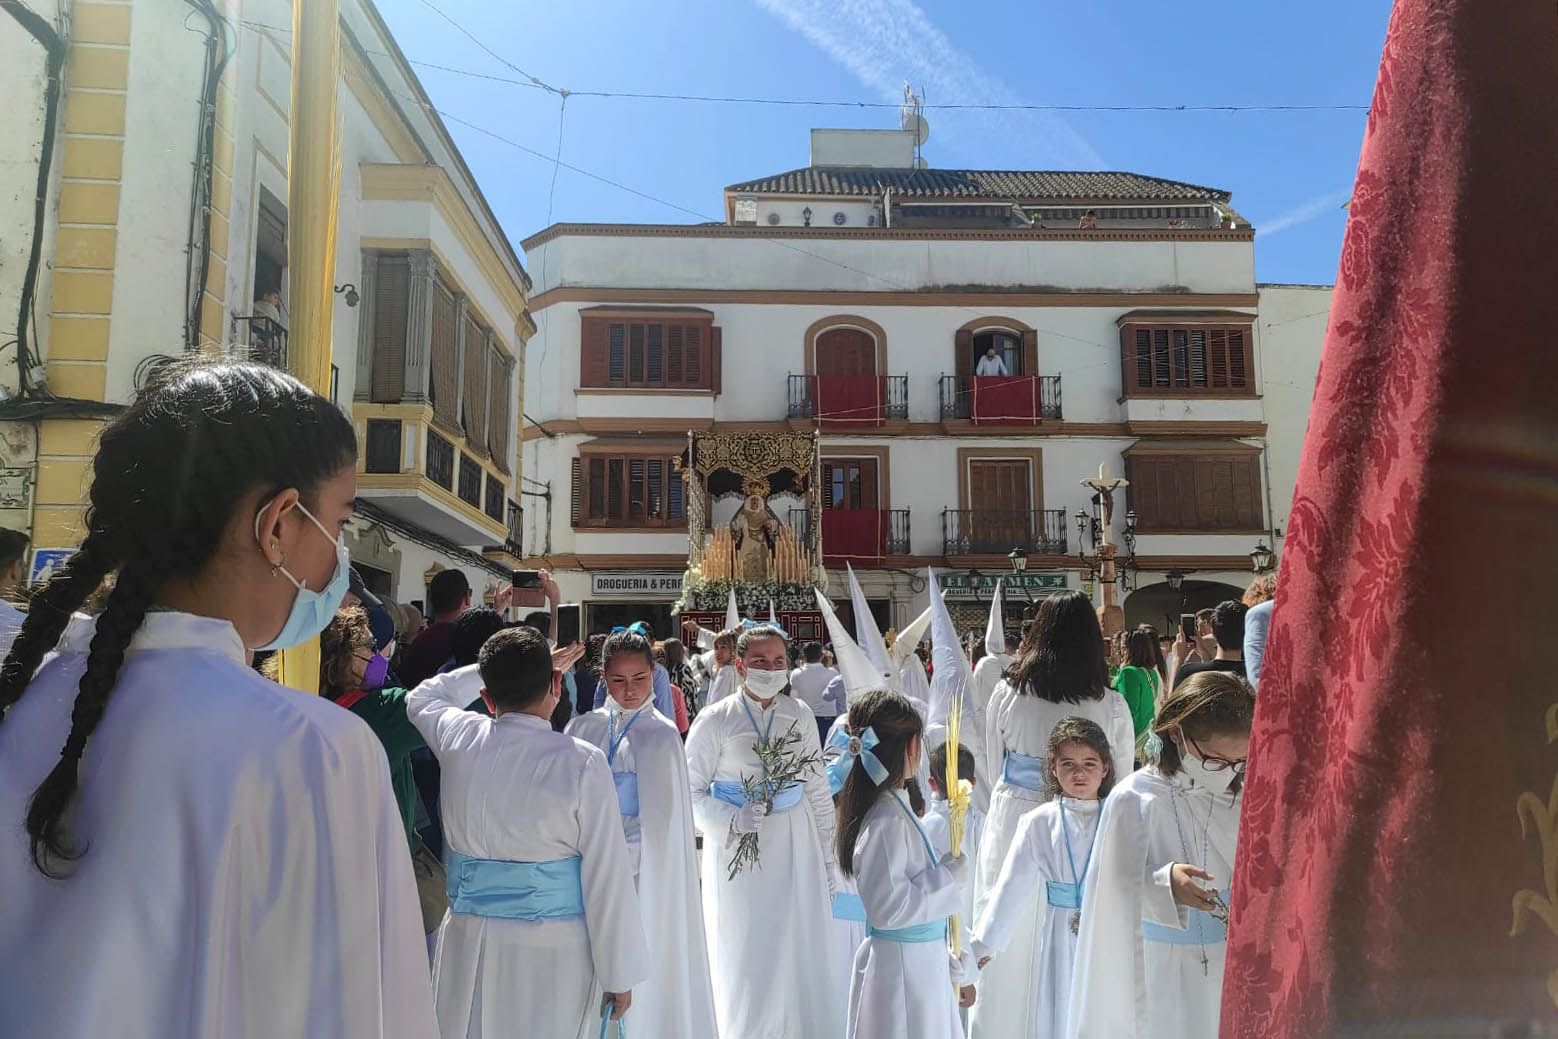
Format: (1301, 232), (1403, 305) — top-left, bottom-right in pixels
(867, 920), (947, 943)
(598, 1004), (626, 1039)
(1140, 889), (1231, 946)
(831, 891), (867, 922)
(612, 771), (640, 817)
(1000, 750), (1045, 790)
(1046, 880), (1082, 910)
(445, 850), (585, 921)
(710, 779), (804, 813)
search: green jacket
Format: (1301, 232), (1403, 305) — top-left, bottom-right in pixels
(1113, 665), (1161, 739)
(339, 686), (426, 854)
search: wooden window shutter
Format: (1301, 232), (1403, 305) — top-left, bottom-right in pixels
(710, 326), (723, 394)
(668, 464), (685, 520)
(628, 325), (645, 383)
(370, 256), (409, 402)
(462, 314), (488, 457)
(570, 457), (583, 525)
(430, 284), (459, 428)
(487, 351), (510, 470)
(954, 328), (974, 375)
(860, 459), (880, 510)
(608, 325), (626, 383)
(646, 325), (664, 384)
(1021, 329), (1038, 376)
(1229, 329), (1249, 387)
(667, 326), (685, 384)
(580, 318), (610, 387)
(685, 325), (704, 386)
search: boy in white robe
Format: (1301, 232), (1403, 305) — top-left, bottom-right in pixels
(685, 623), (843, 1038)
(566, 630), (718, 1038)
(922, 741), (986, 926)
(1066, 671), (1253, 1039)
(408, 627), (648, 1039)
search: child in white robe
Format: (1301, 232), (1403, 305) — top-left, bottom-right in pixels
(1066, 671), (1255, 1039)
(408, 627), (649, 1039)
(565, 630), (718, 1039)
(970, 717), (1115, 1039)
(973, 592), (1134, 1039)
(839, 690), (977, 1039)
(686, 623), (844, 1038)
(923, 741), (987, 926)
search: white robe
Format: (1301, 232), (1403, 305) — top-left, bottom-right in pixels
(566, 700), (718, 1039)
(846, 789), (966, 1039)
(971, 798), (1101, 1039)
(1067, 767), (1240, 1039)
(686, 689), (843, 1039)
(922, 793), (987, 926)
(968, 653), (1012, 813)
(408, 667), (649, 1039)
(970, 681), (1133, 1039)
(0, 611), (436, 1038)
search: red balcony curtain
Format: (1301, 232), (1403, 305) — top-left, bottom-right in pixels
(815, 375), (884, 428)
(969, 375), (1038, 424)
(1223, 1), (1558, 1033)
(821, 508), (886, 563)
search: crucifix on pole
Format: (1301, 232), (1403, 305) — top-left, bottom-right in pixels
(1081, 462), (1129, 638)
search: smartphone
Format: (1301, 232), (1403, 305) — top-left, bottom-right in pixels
(556, 604), (581, 648)
(511, 569), (541, 590)
(1180, 614), (1197, 641)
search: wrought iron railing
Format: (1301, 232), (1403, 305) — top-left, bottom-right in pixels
(938, 374), (1062, 420)
(458, 454), (482, 508)
(242, 315), (288, 369)
(484, 472), (506, 522)
(505, 500), (523, 557)
(942, 508), (1068, 556)
(790, 507), (911, 558)
(426, 430), (455, 490)
(786, 374), (910, 422)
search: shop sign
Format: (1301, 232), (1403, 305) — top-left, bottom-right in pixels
(590, 572), (684, 598)
(936, 572), (1068, 602)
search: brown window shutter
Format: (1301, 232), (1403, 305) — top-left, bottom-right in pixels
(370, 256), (409, 402)
(954, 328), (974, 375)
(430, 284), (459, 428)
(580, 318), (610, 387)
(667, 326), (685, 384)
(570, 457), (583, 526)
(684, 325), (703, 386)
(1021, 329), (1038, 376)
(1229, 330), (1249, 388)
(462, 314), (488, 457)
(710, 326), (723, 394)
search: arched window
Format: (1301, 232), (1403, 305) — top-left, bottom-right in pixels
(954, 319), (1035, 377)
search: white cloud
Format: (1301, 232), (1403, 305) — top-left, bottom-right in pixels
(1259, 188), (1353, 236)
(754, 0), (1104, 169)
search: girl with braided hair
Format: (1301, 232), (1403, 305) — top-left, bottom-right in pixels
(0, 359), (436, 1037)
(1067, 670), (1254, 1039)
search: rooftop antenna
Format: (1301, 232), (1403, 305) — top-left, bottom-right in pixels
(900, 83), (930, 167)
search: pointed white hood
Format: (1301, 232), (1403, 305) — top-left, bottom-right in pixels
(846, 563), (892, 675)
(768, 599), (779, 627)
(985, 578), (1008, 658)
(888, 607), (933, 669)
(928, 568), (975, 731)
(725, 587), (741, 632)
(815, 589), (890, 707)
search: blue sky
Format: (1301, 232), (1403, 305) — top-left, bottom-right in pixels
(374, 0), (1392, 285)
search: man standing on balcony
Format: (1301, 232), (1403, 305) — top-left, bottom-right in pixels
(974, 342), (1009, 376)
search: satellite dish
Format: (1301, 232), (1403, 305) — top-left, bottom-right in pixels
(900, 109), (931, 147)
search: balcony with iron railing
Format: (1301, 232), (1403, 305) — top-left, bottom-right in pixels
(943, 508), (1068, 557)
(939, 374), (1062, 424)
(787, 374), (909, 429)
(355, 405), (513, 547)
(790, 506), (910, 564)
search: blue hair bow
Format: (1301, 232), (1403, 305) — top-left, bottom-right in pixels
(610, 621), (651, 637)
(736, 617), (790, 639)
(827, 725), (888, 788)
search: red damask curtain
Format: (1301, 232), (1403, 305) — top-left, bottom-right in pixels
(1224, 1), (1558, 1034)
(969, 375), (1038, 424)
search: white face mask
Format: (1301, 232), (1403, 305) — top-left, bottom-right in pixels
(742, 666), (788, 700)
(1181, 750), (1239, 794)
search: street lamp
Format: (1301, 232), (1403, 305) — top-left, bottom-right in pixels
(1008, 547), (1028, 574)
(1250, 541), (1275, 574)
(1165, 570), (1185, 593)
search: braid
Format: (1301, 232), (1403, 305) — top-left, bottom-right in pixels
(0, 535), (115, 719)
(26, 567), (156, 876)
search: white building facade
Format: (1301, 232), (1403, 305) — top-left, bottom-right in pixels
(521, 133), (1329, 637)
(0, 0), (533, 611)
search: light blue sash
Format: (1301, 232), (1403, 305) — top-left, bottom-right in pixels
(1000, 750), (1045, 791)
(445, 850), (585, 921)
(1140, 890), (1230, 946)
(612, 771), (640, 817)
(1046, 880), (1082, 910)
(598, 1004), (625, 1039)
(710, 779), (805, 813)
(832, 891), (867, 922)
(867, 919), (947, 943)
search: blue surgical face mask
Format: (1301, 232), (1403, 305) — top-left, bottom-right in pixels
(254, 500), (350, 652)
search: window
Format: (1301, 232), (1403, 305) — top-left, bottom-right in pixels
(571, 452), (686, 528)
(461, 311), (489, 457)
(580, 313), (719, 389)
(1126, 448), (1264, 532)
(484, 472), (505, 522)
(369, 255), (410, 402)
(954, 323), (1036, 379)
(1119, 321), (1255, 396)
(364, 419), (402, 474)
(458, 454), (482, 508)
(430, 280), (459, 427)
(823, 459), (879, 510)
